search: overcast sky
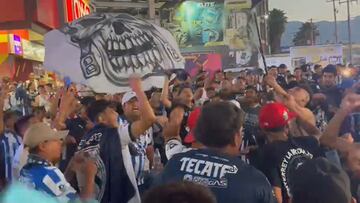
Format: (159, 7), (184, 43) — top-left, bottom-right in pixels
(269, 0), (360, 22)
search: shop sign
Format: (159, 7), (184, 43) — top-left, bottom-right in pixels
(65, 0), (91, 22)
(9, 34), (23, 56)
(22, 39), (45, 62)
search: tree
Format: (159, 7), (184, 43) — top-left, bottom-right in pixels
(268, 9), (288, 54)
(292, 22), (320, 46)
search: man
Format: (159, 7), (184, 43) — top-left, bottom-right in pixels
(264, 75), (317, 137)
(312, 64), (322, 84)
(164, 107), (202, 160)
(158, 102), (276, 203)
(319, 93), (360, 202)
(315, 64), (342, 108)
(18, 123), (77, 202)
(255, 103), (322, 203)
(291, 158), (355, 203)
(277, 64), (288, 88)
(120, 91), (155, 194)
(0, 111), (22, 186)
(232, 77), (247, 100)
(312, 64), (343, 129)
(77, 77), (156, 203)
(241, 86), (263, 163)
(12, 115), (38, 180)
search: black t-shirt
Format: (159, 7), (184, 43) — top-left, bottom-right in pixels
(254, 136), (321, 203)
(243, 105), (262, 147)
(159, 148), (276, 203)
(166, 105), (191, 142)
(320, 86), (342, 108)
(59, 117), (87, 171)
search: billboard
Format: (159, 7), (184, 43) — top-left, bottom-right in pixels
(290, 44), (343, 67)
(163, 1), (225, 48)
(162, 0), (259, 69)
(22, 39), (45, 62)
(184, 53), (222, 76)
(65, 0), (91, 22)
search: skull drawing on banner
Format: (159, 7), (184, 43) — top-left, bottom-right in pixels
(60, 13), (183, 86)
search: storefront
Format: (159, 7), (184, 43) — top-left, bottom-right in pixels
(0, 0), (92, 81)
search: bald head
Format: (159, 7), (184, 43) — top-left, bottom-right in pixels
(288, 87), (310, 107)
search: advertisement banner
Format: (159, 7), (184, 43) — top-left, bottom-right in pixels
(65, 0), (91, 22)
(163, 1), (225, 48)
(184, 53), (222, 76)
(22, 39), (45, 62)
(162, 0), (259, 69)
(290, 45), (343, 67)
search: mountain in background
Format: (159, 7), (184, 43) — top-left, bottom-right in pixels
(281, 16), (360, 47)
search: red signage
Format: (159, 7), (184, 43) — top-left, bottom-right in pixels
(65, 0), (90, 22)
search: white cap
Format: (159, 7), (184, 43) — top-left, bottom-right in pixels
(121, 91), (137, 106)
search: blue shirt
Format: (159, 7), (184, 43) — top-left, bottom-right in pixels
(158, 148), (276, 203)
(19, 154), (77, 202)
(0, 130), (22, 182)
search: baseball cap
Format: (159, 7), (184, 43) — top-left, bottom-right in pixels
(121, 91), (137, 106)
(23, 123), (68, 149)
(259, 103), (296, 129)
(291, 157), (352, 203)
(184, 107), (201, 144)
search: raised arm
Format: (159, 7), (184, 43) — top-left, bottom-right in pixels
(130, 77), (157, 139)
(264, 75), (318, 136)
(160, 76), (172, 108)
(53, 88), (76, 130)
(320, 94), (360, 153)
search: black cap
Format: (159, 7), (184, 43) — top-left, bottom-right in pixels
(279, 64), (287, 69)
(322, 64), (337, 75)
(291, 157), (352, 203)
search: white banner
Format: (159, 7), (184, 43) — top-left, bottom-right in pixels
(44, 13), (184, 93)
(290, 44), (343, 67)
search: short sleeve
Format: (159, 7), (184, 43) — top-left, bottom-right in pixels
(266, 167), (282, 188)
(42, 167), (78, 201)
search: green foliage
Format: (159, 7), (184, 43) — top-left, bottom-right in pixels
(293, 22), (320, 46)
(268, 9), (288, 54)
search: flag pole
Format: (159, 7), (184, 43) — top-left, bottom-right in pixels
(253, 10), (268, 74)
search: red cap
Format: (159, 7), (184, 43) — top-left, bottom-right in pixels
(259, 103), (297, 130)
(184, 107), (201, 144)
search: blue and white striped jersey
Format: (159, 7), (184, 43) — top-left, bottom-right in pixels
(0, 130), (22, 182)
(119, 117), (153, 186)
(19, 154), (77, 202)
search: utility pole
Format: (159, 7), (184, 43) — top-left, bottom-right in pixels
(333, 0), (339, 43)
(339, 0), (358, 64)
(327, 0), (339, 43)
(346, 0), (352, 64)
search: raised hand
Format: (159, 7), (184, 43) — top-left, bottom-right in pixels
(58, 87), (77, 119)
(263, 74), (277, 86)
(129, 75), (143, 93)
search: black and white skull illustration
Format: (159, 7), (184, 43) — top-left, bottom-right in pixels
(60, 13), (183, 86)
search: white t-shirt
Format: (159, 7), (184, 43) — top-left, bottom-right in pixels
(118, 123), (141, 203)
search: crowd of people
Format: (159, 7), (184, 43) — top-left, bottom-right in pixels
(1, 63), (360, 203)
